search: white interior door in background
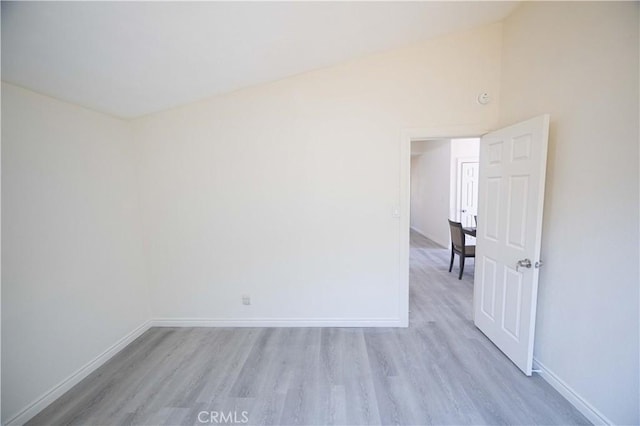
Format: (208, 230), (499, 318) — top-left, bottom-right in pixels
(458, 161), (479, 226)
(473, 114), (550, 376)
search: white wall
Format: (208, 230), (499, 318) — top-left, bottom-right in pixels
(131, 24), (502, 323)
(500, 3), (639, 424)
(1, 83), (151, 424)
(410, 140), (451, 247)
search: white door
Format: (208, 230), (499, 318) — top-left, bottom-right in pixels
(459, 162), (479, 227)
(473, 114), (550, 376)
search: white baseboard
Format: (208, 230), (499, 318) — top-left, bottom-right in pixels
(6, 320), (153, 426)
(409, 227), (448, 248)
(410, 226), (428, 238)
(533, 357), (612, 425)
(151, 317), (404, 328)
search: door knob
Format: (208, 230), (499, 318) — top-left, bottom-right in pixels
(516, 258), (532, 272)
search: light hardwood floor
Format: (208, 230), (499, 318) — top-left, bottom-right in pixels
(28, 231), (589, 425)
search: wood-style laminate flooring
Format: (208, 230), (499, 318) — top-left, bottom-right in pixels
(28, 231), (589, 425)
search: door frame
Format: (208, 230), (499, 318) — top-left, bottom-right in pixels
(399, 125), (488, 326)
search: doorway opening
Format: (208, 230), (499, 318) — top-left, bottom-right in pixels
(407, 137), (480, 324)
(401, 115), (550, 376)
(409, 137), (479, 248)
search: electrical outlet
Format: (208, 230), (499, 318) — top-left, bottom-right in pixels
(242, 295), (251, 305)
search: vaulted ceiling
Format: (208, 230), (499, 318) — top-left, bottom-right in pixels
(2, 1), (518, 118)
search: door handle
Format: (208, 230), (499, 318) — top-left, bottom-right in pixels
(516, 258), (532, 272)
(461, 209), (467, 213)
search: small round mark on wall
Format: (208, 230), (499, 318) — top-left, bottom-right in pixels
(477, 92), (491, 105)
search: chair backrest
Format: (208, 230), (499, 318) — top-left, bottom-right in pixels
(448, 219), (465, 250)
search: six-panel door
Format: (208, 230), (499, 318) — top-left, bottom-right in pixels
(473, 115), (550, 376)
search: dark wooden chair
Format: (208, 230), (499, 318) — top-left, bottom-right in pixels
(448, 219), (475, 280)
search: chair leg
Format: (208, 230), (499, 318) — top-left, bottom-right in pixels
(459, 255), (465, 280)
(449, 249), (454, 272)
